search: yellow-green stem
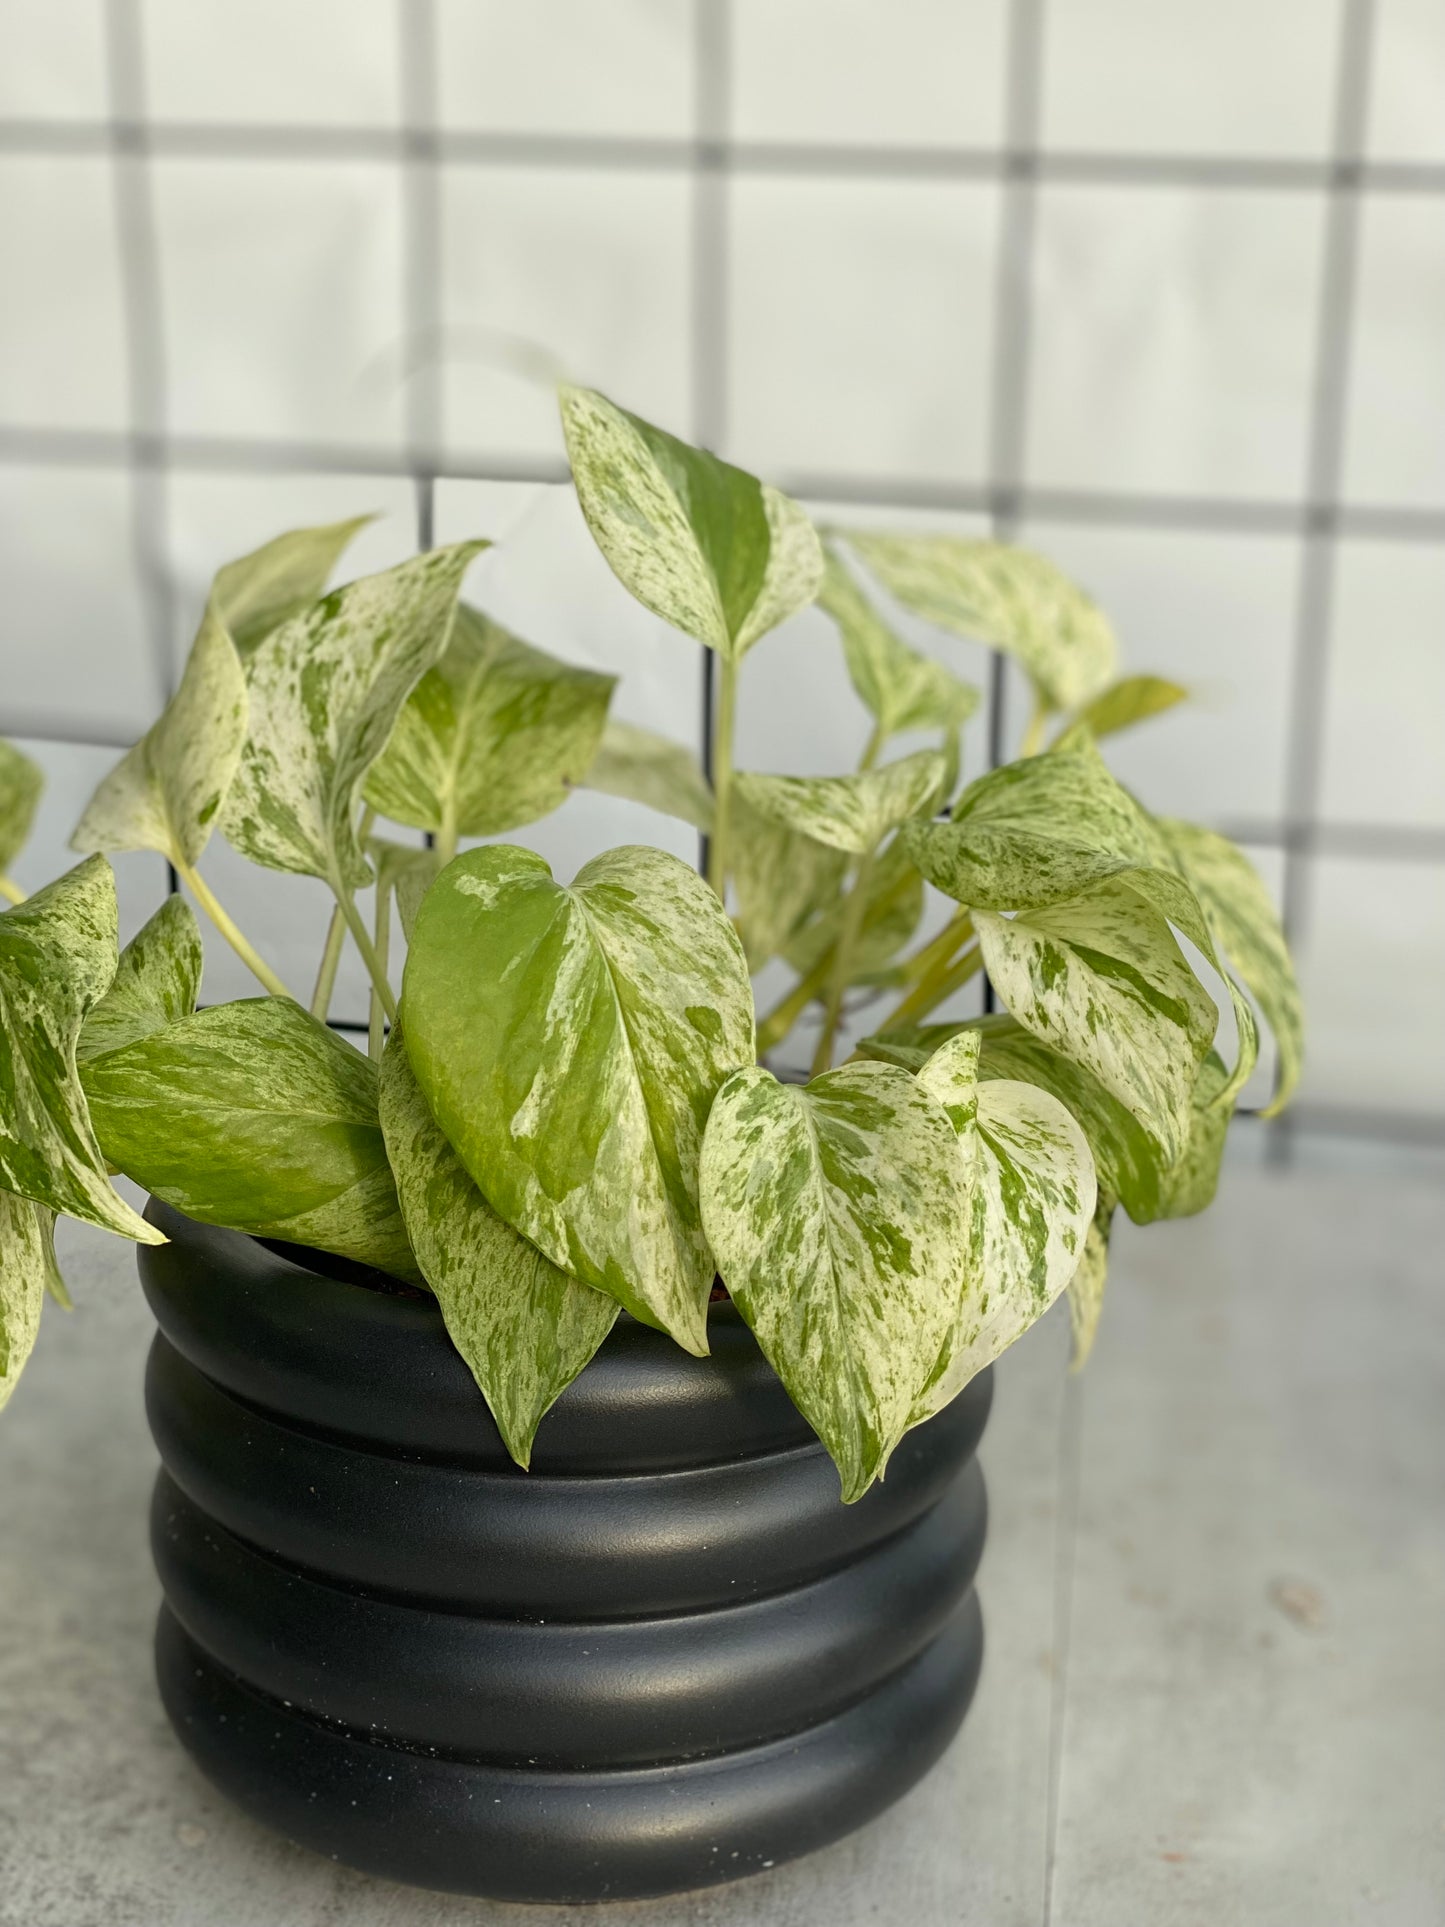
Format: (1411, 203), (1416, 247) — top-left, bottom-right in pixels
(0, 874), (24, 906)
(706, 654), (739, 901)
(434, 796), (459, 868)
(331, 875), (397, 1022)
(1019, 699), (1049, 758)
(858, 722), (884, 772)
(176, 858), (295, 1000)
(898, 908), (973, 989)
(879, 942), (983, 1034)
(756, 949), (835, 1056)
(368, 882), (392, 1062)
(311, 907), (346, 1019)
(811, 850), (875, 1077)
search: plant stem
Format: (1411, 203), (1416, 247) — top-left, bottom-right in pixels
(706, 653), (739, 901)
(811, 850), (874, 1077)
(0, 874), (24, 906)
(175, 858), (295, 1000)
(434, 796), (459, 868)
(897, 908), (974, 989)
(368, 882), (392, 1062)
(1019, 698), (1049, 758)
(311, 907), (346, 1019)
(332, 878), (397, 1022)
(756, 949), (835, 1056)
(858, 722), (884, 772)
(878, 942), (983, 1034)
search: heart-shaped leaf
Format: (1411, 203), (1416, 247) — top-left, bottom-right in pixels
(77, 895), (202, 1065)
(378, 1026), (618, 1469)
(0, 741), (43, 875)
(1161, 818), (1302, 1114)
(0, 1191), (61, 1409)
(818, 547), (980, 740)
(0, 856), (160, 1244)
(843, 532), (1117, 712)
(699, 1060), (971, 1502)
(80, 997), (418, 1280)
(221, 542), (486, 889)
(212, 514), (373, 660)
(734, 749), (945, 858)
(363, 605), (615, 842)
(1077, 675), (1187, 741)
(561, 385), (822, 662)
(582, 720), (715, 833)
(403, 844), (754, 1355)
(973, 878), (1217, 1166)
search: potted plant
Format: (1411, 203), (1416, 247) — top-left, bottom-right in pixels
(0, 386), (1301, 1904)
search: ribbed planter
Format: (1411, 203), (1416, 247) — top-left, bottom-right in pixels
(138, 1199), (992, 1905)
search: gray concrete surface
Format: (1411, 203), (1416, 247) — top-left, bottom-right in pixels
(2, 1159), (1442, 1926)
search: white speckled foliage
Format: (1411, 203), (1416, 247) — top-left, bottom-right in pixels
(0, 742), (43, 876)
(733, 750), (945, 858)
(0, 1190), (60, 1410)
(699, 1060), (971, 1502)
(818, 546), (980, 744)
(77, 896), (203, 1066)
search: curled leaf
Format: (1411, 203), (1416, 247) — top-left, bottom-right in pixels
(818, 546), (980, 741)
(582, 720), (714, 833)
(0, 1191), (59, 1409)
(0, 741), (43, 874)
(734, 749), (945, 858)
(1077, 675), (1187, 741)
(78, 895), (203, 1065)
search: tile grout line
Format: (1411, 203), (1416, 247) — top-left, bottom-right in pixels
(1041, 1368), (1085, 1927)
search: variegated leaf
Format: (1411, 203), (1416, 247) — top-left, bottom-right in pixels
(0, 1190), (60, 1410)
(0, 857), (160, 1245)
(732, 794), (847, 969)
(1154, 1051), (1234, 1220)
(402, 844), (754, 1355)
(1077, 675), (1188, 740)
(77, 895), (202, 1065)
(212, 514), (372, 659)
(581, 719), (715, 832)
(1161, 818), (1303, 1114)
(0, 740), (43, 873)
(912, 1074), (1095, 1424)
(560, 385), (822, 661)
(699, 1061), (971, 1503)
(80, 997), (419, 1281)
(363, 604), (615, 841)
(783, 834), (924, 981)
(915, 1025), (982, 1138)
(974, 878), (1217, 1165)
(734, 749), (945, 858)
(818, 547), (980, 740)
(221, 542), (486, 889)
(1067, 1197), (1114, 1370)
(378, 1024), (618, 1469)
(366, 837), (439, 941)
(843, 531), (1117, 712)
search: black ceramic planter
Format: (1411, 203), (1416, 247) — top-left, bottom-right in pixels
(139, 1200), (992, 1905)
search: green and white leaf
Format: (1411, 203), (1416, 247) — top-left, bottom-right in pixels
(818, 547), (980, 740)
(734, 749), (945, 858)
(912, 1074), (1095, 1424)
(1077, 675), (1187, 741)
(782, 834), (924, 982)
(364, 604), (615, 840)
(732, 794), (847, 969)
(699, 1061), (971, 1503)
(843, 531), (1117, 712)
(378, 1025), (618, 1469)
(1161, 817), (1303, 1114)
(212, 514), (372, 659)
(1154, 1051), (1234, 1220)
(560, 384), (822, 661)
(77, 895), (202, 1064)
(582, 720), (714, 832)
(0, 740), (43, 873)
(1066, 1197), (1114, 1371)
(221, 542), (486, 889)
(0, 1191), (60, 1410)
(80, 997), (418, 1280)
(974, 878), (1217, 1166)
(0, 856), (160, 1244)
(403, 844), (755, 1355)
(915, 1025), (982, 1138)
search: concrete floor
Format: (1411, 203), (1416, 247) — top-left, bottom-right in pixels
(1, 1156), (1442, 1926)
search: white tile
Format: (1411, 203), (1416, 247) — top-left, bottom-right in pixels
(1010, 522), (1297, 822)
(1368, 0), (1445, 162)
(440, 164), (691, 463)
(1343, 194), (1445, 507)
(1042, 0), (1343, 157)
(1298, 854), (1445, 1117)
(727, 176), (999, 485)
(0, 466), (158, 739)
(140, 0), (399, 125)
(7, 739), (169, 948)
(437, 0), (692, 138)
(731, 0), (1008, 149)
(153, 160), (406, 450)
(1027, 186), (1325, 500)
(0, 157), (128, 431)
(0, 0), (107, 119)
(1320, 539), (1445, 829)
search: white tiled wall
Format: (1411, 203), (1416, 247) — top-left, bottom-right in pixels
(0, 0), (1441, 1134)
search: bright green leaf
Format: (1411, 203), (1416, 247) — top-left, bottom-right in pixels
(0, 857), (160, 1245)
(363, 605), (615, 841)
(0, 741), (43, 874)
(582, 719), (715, 833)
(403, 844), (755, 1355)
(221, 542), (486, 889)
(378, 1024), (618, 1469)
(1077, 674), (1188, 740)
(560, 384), (822, 662)
(842, 531), (1117, 712)
(77, 895), (202, 1065)
(80, 997), (418, 1281)
(734, 749), (945, 858)
(699, 1061), (971, 1502)
(0, 1190), (60, 1409)
(212, 514), (372, 659)
(818, 547), (980, 740)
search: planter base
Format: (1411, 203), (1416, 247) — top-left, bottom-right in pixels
(156, 1594), (983, 1905)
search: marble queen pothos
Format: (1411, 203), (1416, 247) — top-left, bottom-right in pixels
(0, 385), (1301, 1501)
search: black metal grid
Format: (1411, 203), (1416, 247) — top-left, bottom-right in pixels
(1, 0), (1440, 1147)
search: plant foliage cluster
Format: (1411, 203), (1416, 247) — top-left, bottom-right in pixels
(0, 387), (1301, 1498)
